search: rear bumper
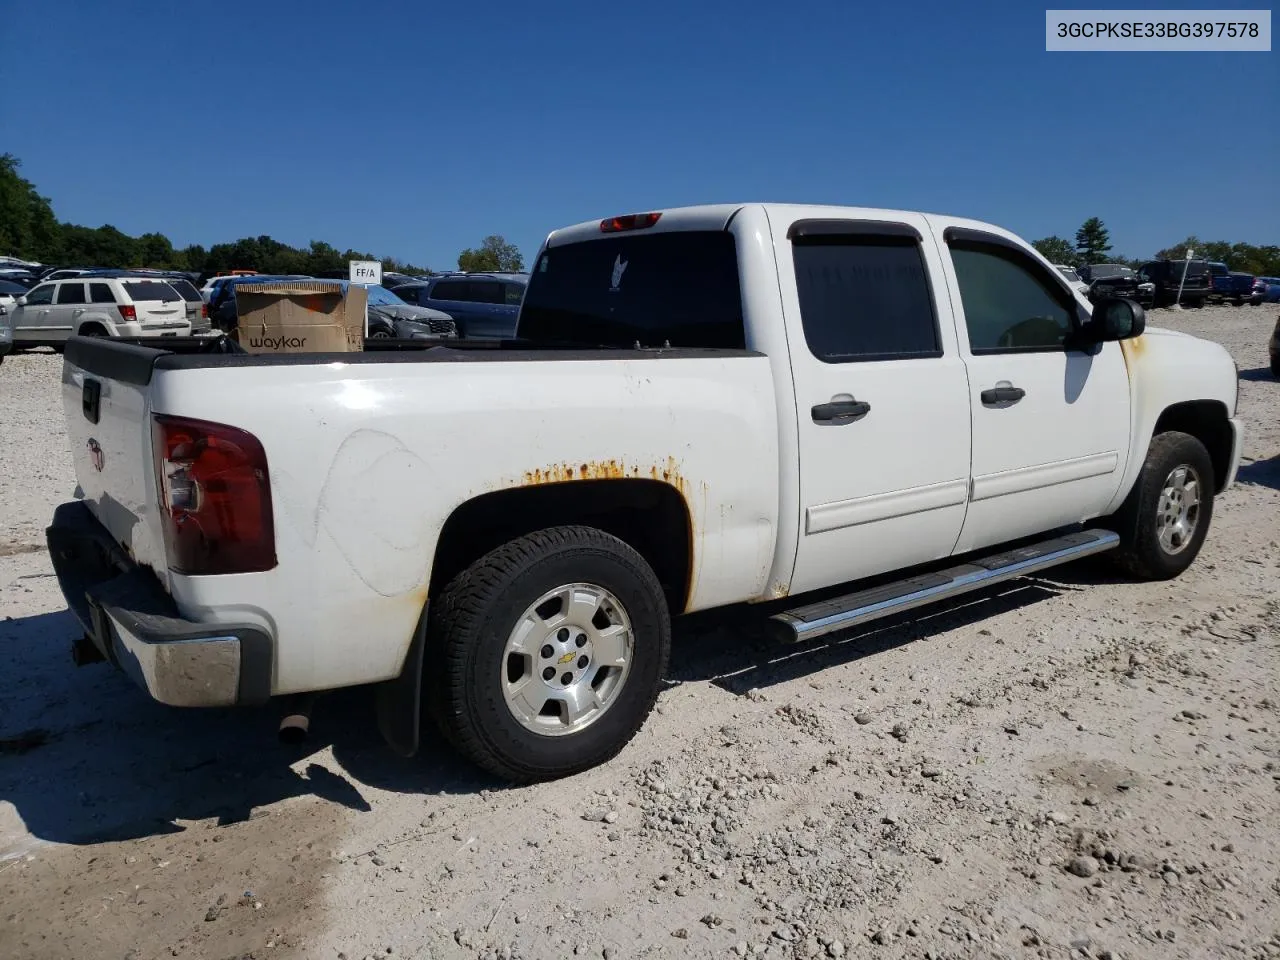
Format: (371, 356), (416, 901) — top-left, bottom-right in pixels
(45, 500), (272, 707)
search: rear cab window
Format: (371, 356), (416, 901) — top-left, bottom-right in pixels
(518, 231), (745, 348)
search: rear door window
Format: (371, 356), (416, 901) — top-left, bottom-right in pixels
(791, 234), (941, 362)
(519, 231), (745, 348)
(430, 280), (470, 301)
(56, 283), (87, 305)
(470, 281), (504, 304)
(504, 282), (526, 305)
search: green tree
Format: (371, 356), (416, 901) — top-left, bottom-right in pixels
(1074, 217), (1112, 263)
(1032, 236), (1078, 266)
(0, 153), (61, 261)
(457, 234), (524, 272)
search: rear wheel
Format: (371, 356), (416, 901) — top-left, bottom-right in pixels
(427, 525), (670, 783)
(1106, 431), (1214, 580)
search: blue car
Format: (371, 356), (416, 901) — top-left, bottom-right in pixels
(393, 272), (528, 339)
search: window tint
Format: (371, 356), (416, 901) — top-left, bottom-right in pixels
(504, 282), (526, 306)
(519, 231), (745, 349)
(396, 286), (425, 305)
(89, 283), (116, 304)
(166, 279), (201, 301)
(792, 236), (940, 362)
(430, 280), (469, 301)
(949, 243), (1075, 353)
(471, 281), (504, 304)
(25, 284), (55, 306)
(122, 281), (181, 302)
(56, 283), (87, 305)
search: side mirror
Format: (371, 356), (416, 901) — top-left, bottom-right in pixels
(15, 295), (26, 306)
(1090, 296), (1146, 341)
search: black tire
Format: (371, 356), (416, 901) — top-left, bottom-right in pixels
(427, 525), (670, 783)
(1105, 431), (1214, 581)
(1270, 355), (1280, 378)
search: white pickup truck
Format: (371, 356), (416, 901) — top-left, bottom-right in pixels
(46, 203), (1243, 783)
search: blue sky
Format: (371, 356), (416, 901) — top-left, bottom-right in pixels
(3, 0), (1276, 269)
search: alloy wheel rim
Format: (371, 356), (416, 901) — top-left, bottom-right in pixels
(501, 582), (633, 737)
(1156, 463), (1201, 555)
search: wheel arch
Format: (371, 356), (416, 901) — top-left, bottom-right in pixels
(428, 478), (694, 616)
(376, 478), (692, 761)
(1151, 399), (1233, 493)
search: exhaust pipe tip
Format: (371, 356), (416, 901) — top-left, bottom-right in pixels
(278, 713), (310, 744)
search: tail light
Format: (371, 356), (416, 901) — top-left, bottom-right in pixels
(151, 415), (276, 575)
(118, 304), (137, 322)
(601, 212), (662, 232)
(201, 302), (209, 319)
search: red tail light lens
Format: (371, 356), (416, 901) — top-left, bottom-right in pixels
(151, 415), (276, 575)
(118, 304), (137, 322)
(600, 212), (662, 232)
(201, 302), (209, 319)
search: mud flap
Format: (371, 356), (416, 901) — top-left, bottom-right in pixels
(374, 603), (428, 757)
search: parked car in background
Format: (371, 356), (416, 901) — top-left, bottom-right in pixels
(1209, 263), (1257, 305)
(1135, 259), (1212, 307)
(0, 278), (28, 312)
(1270, 313), (1280, 376)
(1251, 277), (1280, 304)
(200, 271), (260, 303)
(8, 276), (191, 348)
(40, 267), (109, 282)
(208, 274), (313, 332)
(381, 271), (428, 290)
(0, 268), (40, 288)
(1055, 264), (1089, 296)
(82, 270), (211, 334)
(1078, 263), (1143, 304)
(394, 272), (528, 338)
(0, 304), (11, 364)
(365, 284), (458, 339)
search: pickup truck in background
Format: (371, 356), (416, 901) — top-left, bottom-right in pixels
(1209, 262), (1257, 305)
(46, 203), (1243, 784)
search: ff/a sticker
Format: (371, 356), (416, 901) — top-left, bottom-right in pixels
(610, 254), (628, 292)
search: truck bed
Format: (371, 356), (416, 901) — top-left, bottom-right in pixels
(65, 334), (760, 385)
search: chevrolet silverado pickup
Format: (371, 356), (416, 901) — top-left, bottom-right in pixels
(46, 203), (1244, 783)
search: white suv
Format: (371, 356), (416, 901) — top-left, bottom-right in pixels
(8, 277), (192, 348)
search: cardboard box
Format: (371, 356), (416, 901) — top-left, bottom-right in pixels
(234, 279), (367, 354)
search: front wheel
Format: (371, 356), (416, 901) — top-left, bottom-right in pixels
(1105, 431), (1214, 580)
(427, 525), (671, 783)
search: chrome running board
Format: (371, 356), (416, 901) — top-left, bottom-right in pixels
(771, 529), (1120, 644)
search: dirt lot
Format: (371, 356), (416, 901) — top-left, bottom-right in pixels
(1, 305), (1277, 960)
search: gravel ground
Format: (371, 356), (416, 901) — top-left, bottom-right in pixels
(1, 306), (1277, 960)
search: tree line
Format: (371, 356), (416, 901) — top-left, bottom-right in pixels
(0, 153), (524, 277)
(1033, 216), (1280, 276)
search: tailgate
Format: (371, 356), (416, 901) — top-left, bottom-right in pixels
(61, 342), (170, 582)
